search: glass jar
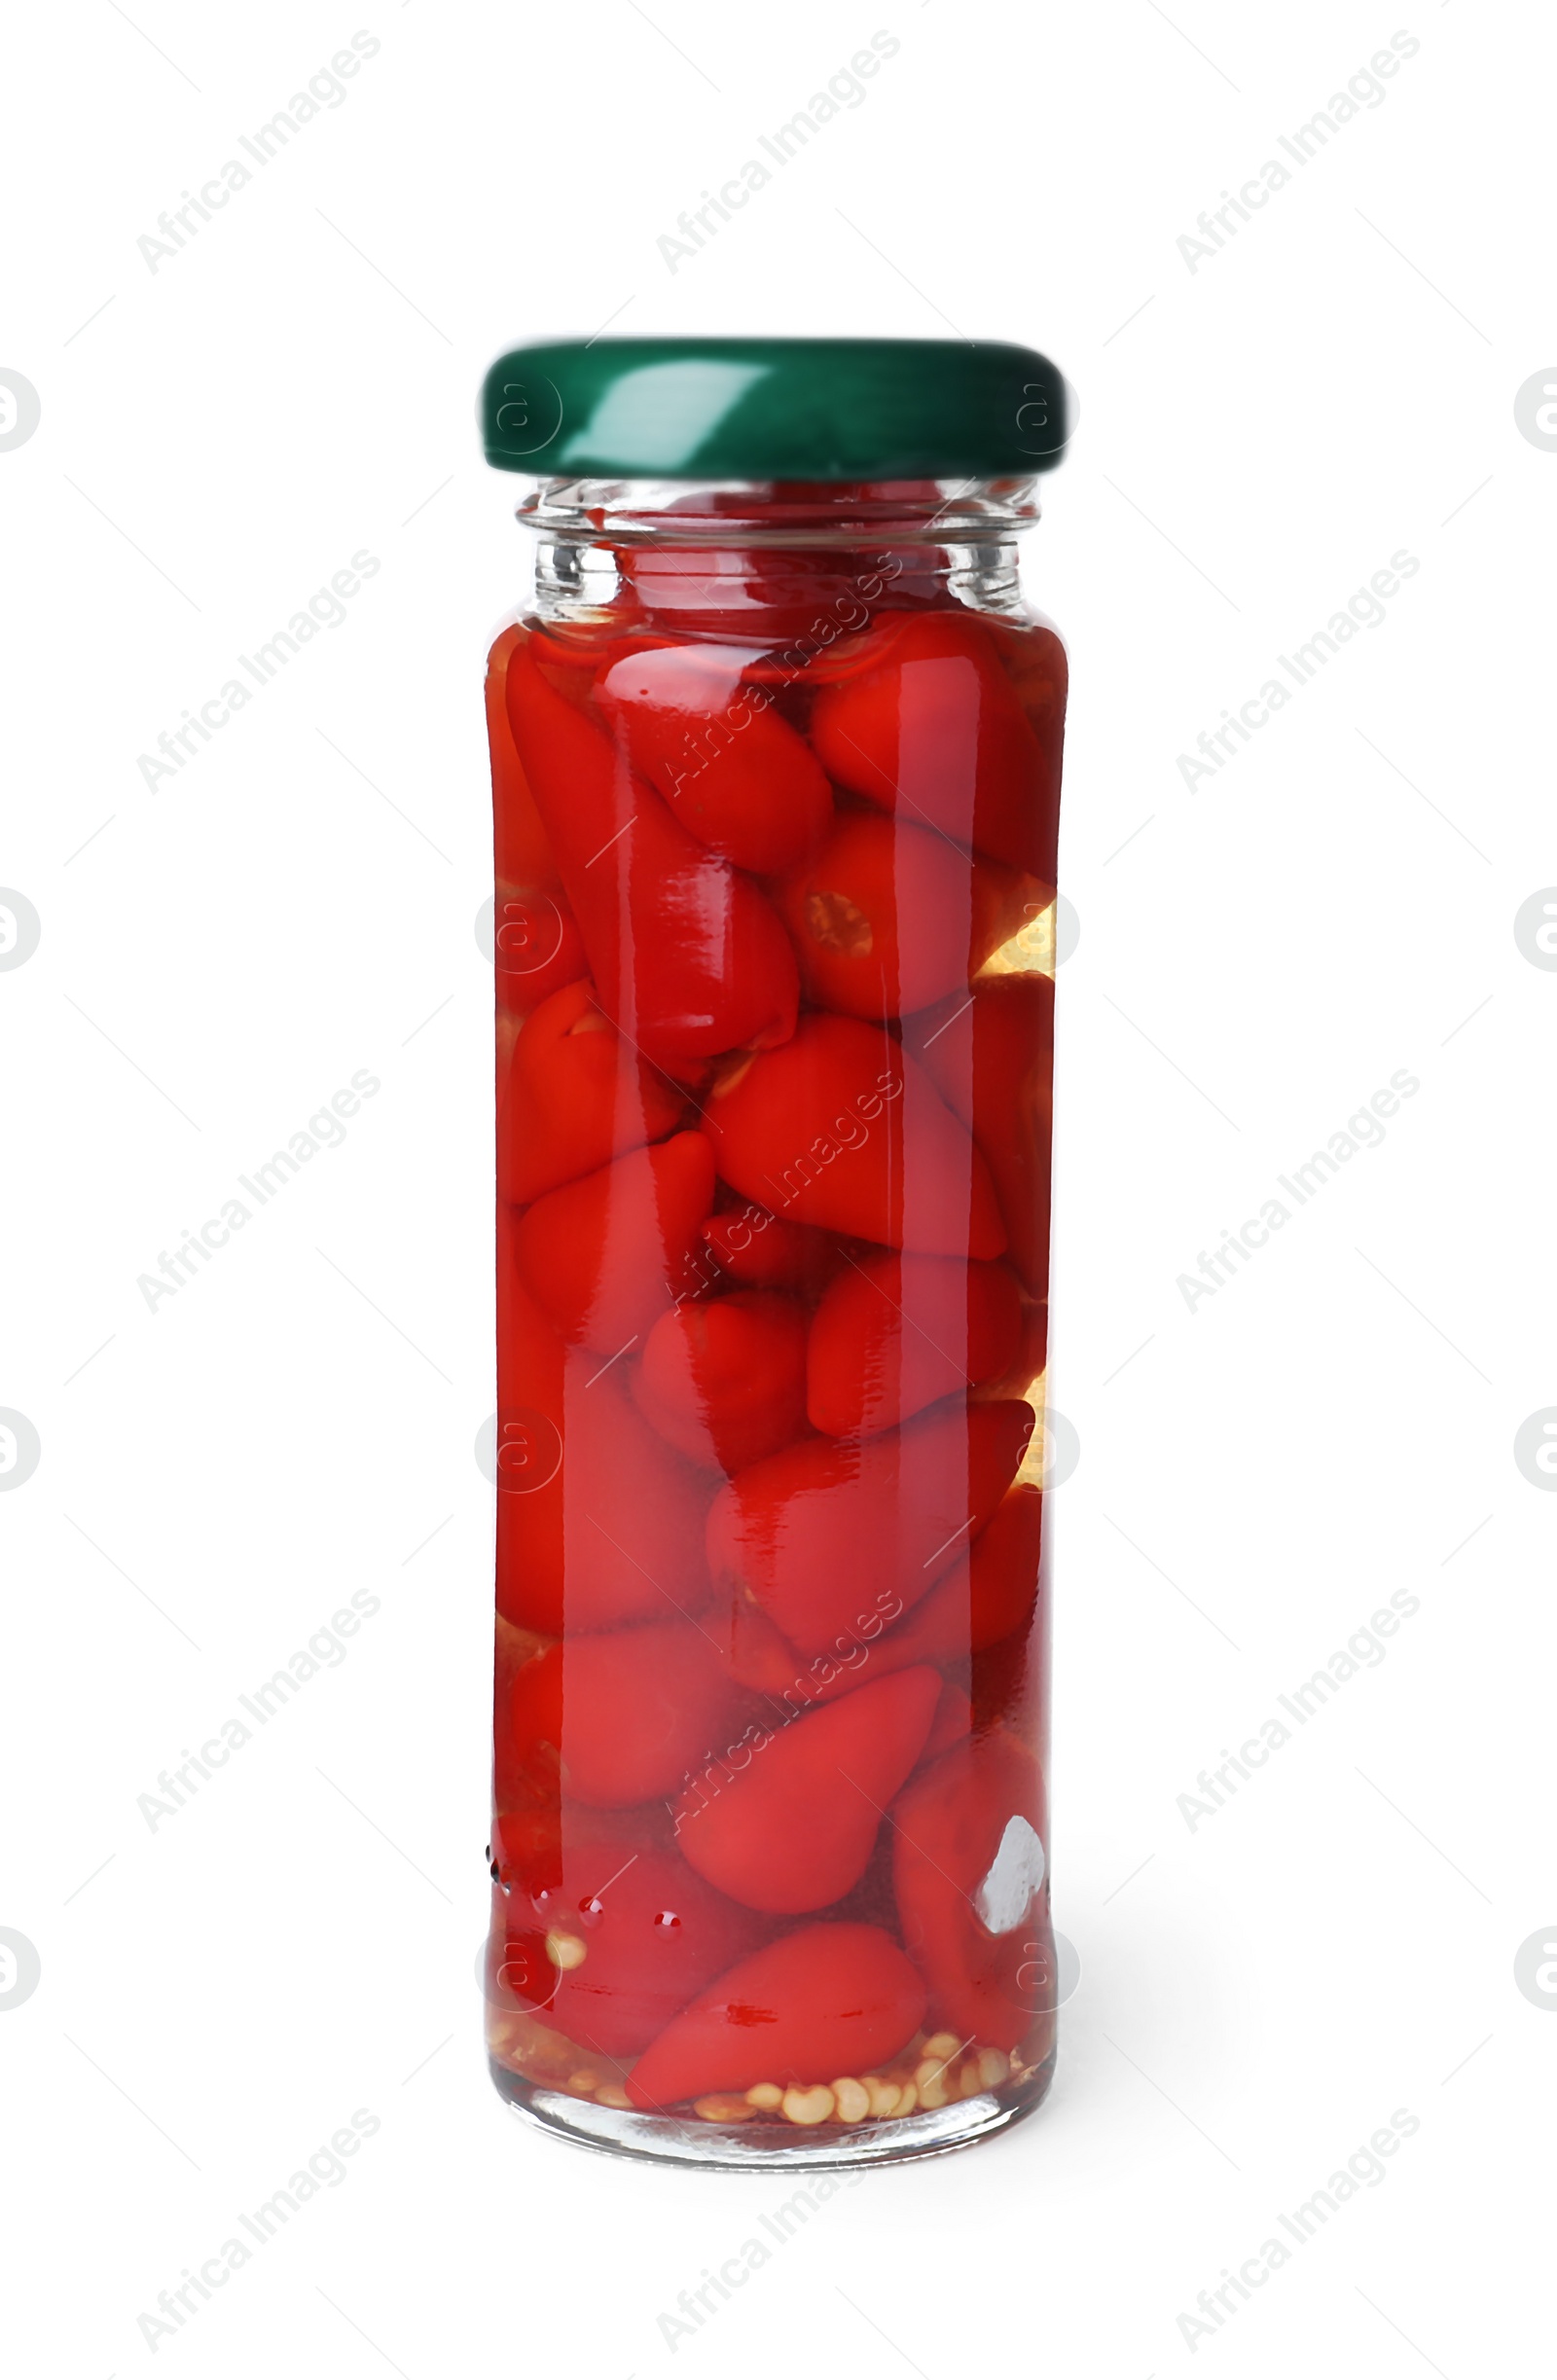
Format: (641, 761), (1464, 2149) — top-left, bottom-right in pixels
(479, 340), (1069, 2169)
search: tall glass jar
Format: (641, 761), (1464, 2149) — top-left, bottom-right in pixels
(479, 340), (1069, 2168)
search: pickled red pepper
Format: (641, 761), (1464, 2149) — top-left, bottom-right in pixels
(481, 337), (1069, 2163)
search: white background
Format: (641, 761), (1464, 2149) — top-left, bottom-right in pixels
(3, 0), (1552, 2372)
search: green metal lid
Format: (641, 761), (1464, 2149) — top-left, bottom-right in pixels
(480, 338), (1069, 480)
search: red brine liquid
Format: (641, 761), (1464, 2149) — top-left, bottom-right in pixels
(486, 523), (1065, 2149)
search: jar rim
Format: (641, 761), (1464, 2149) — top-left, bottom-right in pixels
(514, 476), (1042, 546)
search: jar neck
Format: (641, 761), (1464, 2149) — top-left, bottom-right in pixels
(517, 476), (1040, 634)
(518, 476), (1040, 543)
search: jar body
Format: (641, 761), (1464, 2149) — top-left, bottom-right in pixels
(484, 480), (1064, 2167)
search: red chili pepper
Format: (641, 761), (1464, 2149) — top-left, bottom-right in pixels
(777, 811), (1033, 1021)
(672, 1666), (940, 1913)
(511, 1619), (735, 1810)
(494, 1372), (715, 1639)
(632, 1289), (810, 1474)
(808, 610), (1059, 878)
(490, 1693), (562, 1831)
(967, 1480), (1044, 1646)
(913, 973), (1054, 1294)
(498, 978), (685, 1207)
(593, 645), (834, 876)
(979, 1292), (1048, 1402)
(999, 620), (1068, 830)
(920, 1678), (974, 1764)
(806, 1252), (1025, 1438)
(515, 1131), (715, 1352)
(706, 1397), (1034, 1656)
(727, 620), (899, 686)
(626, 1922), (926, 2108)
(971, 1624), (1037, 1737)
(699, 1592), (895, 1711)
(700, 1594), (818, 1700)
(489, 1805), (563, 1898)
(619, 542), (905, 647)
(706, 1475), (1043, 1719)
(487, 627), (561, 892)
(893, 1733), (1048, 2052)
(492, 883), (588, 1021)
(701, 1204), (845, 1293)
(523, 621), (637, 687)
(495, 1206), (567, 1412)
(704, 1013), (1006, 1259)
(493, 1836), (765, 2057)
(495, 1239), (715, 1636)
(881, 1481), (1044, 1667)
(504, 640), (799, 1068)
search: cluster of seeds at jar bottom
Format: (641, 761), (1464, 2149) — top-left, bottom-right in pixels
(491, 2003), (1045, 2126)
(693, 2036), (1022, 2125)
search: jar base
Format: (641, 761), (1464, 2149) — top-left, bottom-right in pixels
(488, 2050), (1055, 2171)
